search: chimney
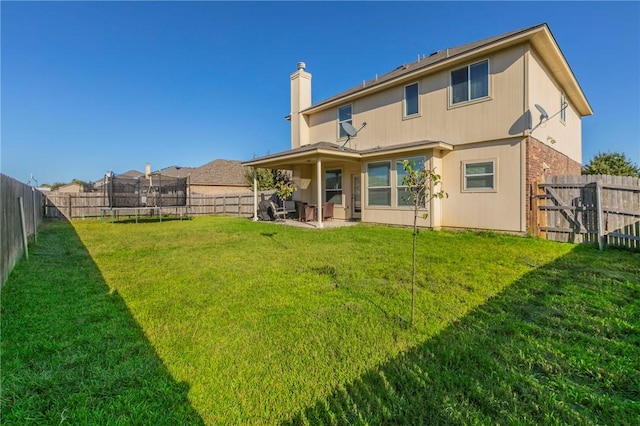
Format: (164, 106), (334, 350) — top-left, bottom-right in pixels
(290, 62), (312, 148)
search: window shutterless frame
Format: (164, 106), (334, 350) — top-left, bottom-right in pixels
(324, 169), (343, 205)
(337, 104), (353, 139)
(367, 161), (391, 206)
(462, 159), (497, 192)
(450, 59), (490, 106)
(403, 82), (420, 118)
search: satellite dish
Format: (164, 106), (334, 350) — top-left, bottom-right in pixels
(340, 121), (368, 150)
(341, 122), (358, 137)
(535, 104), (549, 121)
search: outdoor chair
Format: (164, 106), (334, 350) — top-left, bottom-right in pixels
(303, 205), (316, 222)
(322, 202), (334, 221)
(295, 201), (304, 221)
(275, 200), (296, 220)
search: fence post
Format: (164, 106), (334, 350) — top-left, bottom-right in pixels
(596, 181), (604, 251)
(68, 194), (72, 219)
(18, 196), (29, 260)
(32, 188), (38, 243)
(531, 179), (539, 237)
(537, 177), (547, 239)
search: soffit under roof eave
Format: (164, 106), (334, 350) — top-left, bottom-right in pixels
(360, 141), (454, 159)
(242, 148), (361, 169)
(529, 30), (593, 116)
(242, 142), (452, 169)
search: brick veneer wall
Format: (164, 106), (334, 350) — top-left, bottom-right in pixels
(525, 137), (582, 231)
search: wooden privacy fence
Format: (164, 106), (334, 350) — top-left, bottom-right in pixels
(533, 175), (640, 250)
(188, 192), (270, 217)
(1, 174), (45, 287)
(44, 191), (267, 219)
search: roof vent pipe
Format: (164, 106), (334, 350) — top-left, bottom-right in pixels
(297, 62), (306, 71)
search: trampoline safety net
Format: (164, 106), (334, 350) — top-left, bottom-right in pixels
(107, 173), (188, 208)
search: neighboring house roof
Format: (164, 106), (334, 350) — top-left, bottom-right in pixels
(161, 159), (248, 186)
(92, 169), (143, 188)
(55, 183), (84, 193)
(118, 169), (145, 177)
(304, 23), (592, 117)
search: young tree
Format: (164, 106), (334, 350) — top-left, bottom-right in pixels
(274, 180), (297, 208)
(245, 167), (275, 190)
(274, 180), (297, 247)
(583, 152), (640, 177)
(245, 168), (295, 191)
(401, 160), (447, 326)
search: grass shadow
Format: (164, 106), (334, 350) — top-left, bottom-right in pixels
(1, 220), (204, 424)
(285, 245), (640, 425)
(261, 229), (293, 250)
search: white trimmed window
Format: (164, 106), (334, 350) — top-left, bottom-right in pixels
(451, 60), (489, 105)
(396, 157), (425, 206)
(404, 82), (419, 117)
(338, 104), (353, 139)
(463, 160), (495, 191)
(367, 161), (391, 206)
(325, 169), (343, 204)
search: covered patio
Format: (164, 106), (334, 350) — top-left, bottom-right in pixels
(243, 142), (361, 229)
(242, 140), (452, 228)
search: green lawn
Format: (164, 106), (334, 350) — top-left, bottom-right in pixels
(2, 216), (638, 424)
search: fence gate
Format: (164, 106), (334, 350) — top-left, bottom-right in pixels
(534, 175), (640, 250)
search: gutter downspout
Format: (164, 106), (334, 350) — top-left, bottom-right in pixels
(522, 44), (530, 233)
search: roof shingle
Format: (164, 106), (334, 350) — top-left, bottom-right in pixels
(160, 159), (247, 186)
(305, 24), (546, 112)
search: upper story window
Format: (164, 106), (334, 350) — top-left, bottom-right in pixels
(560, 93), (567, 123)
(325, 169), (343, 205)
(462, 159), (496, 192)
(451, 60), (489, 105)
(338, 104), (352, 139)
(404, 82), (419, 117)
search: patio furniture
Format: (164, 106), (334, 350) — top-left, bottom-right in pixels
(275, 200), (296, 219)
(295, 201), (306, 221)
(322, 202), (334, 221)
(303, 204), (316, 222)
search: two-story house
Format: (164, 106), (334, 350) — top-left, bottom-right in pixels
(243, 23), (592, 232)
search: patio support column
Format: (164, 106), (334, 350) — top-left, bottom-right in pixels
(252, 169), (258, 221)
(430, 153), (443, 229)
(316, 157), (323, 228)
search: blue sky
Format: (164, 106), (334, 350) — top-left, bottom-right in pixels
(2, 1), (639, 185)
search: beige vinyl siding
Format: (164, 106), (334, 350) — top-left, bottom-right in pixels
(307, 45), (528, 150)
(440, 139), (524, 232)
(361, 151), (434, 227)
(527, 47), (582, 163)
